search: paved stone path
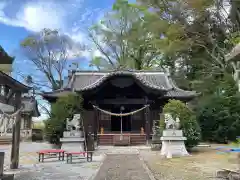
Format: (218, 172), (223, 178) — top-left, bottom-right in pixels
(93, 154), (152, 180)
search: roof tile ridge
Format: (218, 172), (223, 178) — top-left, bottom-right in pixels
(168, 77), (196, 93)
(81, 73), (110, 90)
(133, 73), (167, 90)
(163, 74), (174, 90)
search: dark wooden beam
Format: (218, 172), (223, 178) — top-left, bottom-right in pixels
(93, 98), (154, 105)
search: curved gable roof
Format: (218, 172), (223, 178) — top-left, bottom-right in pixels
(42, 70), (198, 101)
(67, 70), (197, 98)
(67, 71), (170, 92)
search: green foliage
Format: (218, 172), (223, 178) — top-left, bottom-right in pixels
(44, 93), (83, 144)
(163, 100), (201, 149)
(135, 0), (239, 92)
(89, 0), (163, 70)
(196, 76), (240, 143)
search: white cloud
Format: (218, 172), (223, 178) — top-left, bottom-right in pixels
(0, 0), (107, 119)
(0, 1), (67, 32)
(17, 2), (66, 32)
(0, 0), (108, 61)
(0, 0), (104, 40)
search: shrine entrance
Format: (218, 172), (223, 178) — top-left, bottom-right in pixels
(94, 104), (149, 145)
(111, 106), (131, 132)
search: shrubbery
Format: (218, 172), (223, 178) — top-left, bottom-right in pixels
(44, 93), (83, 145)
(197, 94), (240, 143)
(163, 99), (201, 149)
(196, 74), (240, 143)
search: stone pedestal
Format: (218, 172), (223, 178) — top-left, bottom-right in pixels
(60, 131), (85, 152)
(160, 130), (189, 158)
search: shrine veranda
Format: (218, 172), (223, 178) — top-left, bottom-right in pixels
(42, 70), (197, 145)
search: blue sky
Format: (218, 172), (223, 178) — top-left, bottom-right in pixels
(0, 0), (116, 120)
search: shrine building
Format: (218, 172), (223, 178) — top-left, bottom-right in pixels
(42, 70), (197, 145)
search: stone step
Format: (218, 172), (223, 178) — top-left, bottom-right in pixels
(98, 135), (146, 145)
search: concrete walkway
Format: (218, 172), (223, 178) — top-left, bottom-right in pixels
(93, 154), (153, 180)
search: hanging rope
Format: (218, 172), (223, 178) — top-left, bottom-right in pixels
(0, 105), (24, 136)
(93, 104), (150, 117)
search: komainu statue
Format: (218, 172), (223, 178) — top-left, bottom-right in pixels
(164, 113), (180, 130)
(66, 114), (81, 131)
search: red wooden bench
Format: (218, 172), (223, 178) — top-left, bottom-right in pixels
(65, 151), (93, 164)
(37, 149), (65, 162)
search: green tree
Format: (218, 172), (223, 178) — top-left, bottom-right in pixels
(89, 0), (163, 70)
(135, 0), (238, 92)
(196, 75), (240, 143)
(163, 100), (201, 149)
(44, 93), (83, 144)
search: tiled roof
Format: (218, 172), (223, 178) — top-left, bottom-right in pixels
(67, 71), (169, 91)
(66, 70), (197, 98)
(0, 71), (30, 92)
(41, 89), (74, 97)
(42, 70), (197, 99)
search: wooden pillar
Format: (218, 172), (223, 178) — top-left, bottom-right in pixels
(144, 97), (150, 145)
(94, 108), (99, 141)
(10, 91), (21, 169)
(93, 108), (97, 138)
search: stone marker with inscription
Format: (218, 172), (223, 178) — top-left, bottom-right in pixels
(160, 113), (189, 158)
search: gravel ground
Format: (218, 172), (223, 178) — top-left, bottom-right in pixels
(93, 154), (152, 180)
(1, 142), (104, 180)
(1, 143), (155, 180)
(4, 155), (104, 180)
